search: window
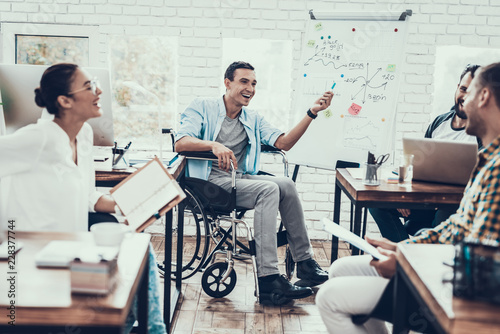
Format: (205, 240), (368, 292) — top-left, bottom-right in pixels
(433, 46), (500, 120)
(108, 36), (177, 151)
(1, 23), (99, 66)
(222, 38), (293, 129)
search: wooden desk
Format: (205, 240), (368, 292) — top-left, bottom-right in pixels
(95, 156), (186, 334)
(332, 168), (465, 260)
(0, 231), (150, 334)
(393, 243), (500, 333)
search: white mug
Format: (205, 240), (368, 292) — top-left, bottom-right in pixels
(90, 222), (129, 247)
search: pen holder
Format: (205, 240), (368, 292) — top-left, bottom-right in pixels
(363, 163), (381, 186)
(112, 148), (129, 169)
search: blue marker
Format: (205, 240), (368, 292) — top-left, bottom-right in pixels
(331, 82), (336, 90)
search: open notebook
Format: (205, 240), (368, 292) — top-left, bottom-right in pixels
(110, 157), (186, 232)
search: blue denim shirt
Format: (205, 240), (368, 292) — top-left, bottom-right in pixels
(175, 96), (283, 180)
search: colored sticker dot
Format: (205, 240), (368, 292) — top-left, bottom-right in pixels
(321, 36), (324, 39)
(328, 35), (331, 39)
(381, 118), (386, 122)
(341, 74), (344, 78)
(352, 28), (356, 32)
(394, 28), (398, 32)
(340, 114), (344, 118)
(304, 74), (307, 77)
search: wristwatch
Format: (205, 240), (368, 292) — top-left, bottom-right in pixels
(307, 109), (317, 119)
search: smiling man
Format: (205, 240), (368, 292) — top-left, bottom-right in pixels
(175, 61), (333, 304)
(317, 62), (500, 334)
(369, 64), (482, 243)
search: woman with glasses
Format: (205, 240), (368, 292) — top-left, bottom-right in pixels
(0, 63), (166, 334)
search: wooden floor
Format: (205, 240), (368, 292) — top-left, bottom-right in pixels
(151, 236), (352, 334)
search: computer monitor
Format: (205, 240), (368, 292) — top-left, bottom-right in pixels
(0, 63), (114, 146)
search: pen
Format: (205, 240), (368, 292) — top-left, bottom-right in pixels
(125, 141), (132, 150)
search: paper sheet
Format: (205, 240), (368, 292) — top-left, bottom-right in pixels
(322, 218), (388, 260)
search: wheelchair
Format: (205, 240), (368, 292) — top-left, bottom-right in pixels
(182, 149), (295, 298)
(158, 132), (297, 304)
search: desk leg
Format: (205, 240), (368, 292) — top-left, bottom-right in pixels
(393, 263), (410, 334)
(164, 176), (185, 334)
(351, 205), (362, 256)
(138, 248), (149, 334)
(331, 179), (342, 263)
(164, 209), (173, 332)
(175, 199), (185, 291)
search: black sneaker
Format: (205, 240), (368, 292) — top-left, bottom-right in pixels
(295, 258), (328, 287)
(258, 275), (313, 305)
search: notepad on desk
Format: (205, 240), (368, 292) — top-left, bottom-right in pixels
(322, 218), (388, 261)
(35, 241), (119, 268)
(129, 152), (179, 169)
(110, 156), (186, 232)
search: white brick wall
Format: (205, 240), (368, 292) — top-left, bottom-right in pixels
(1, 0), (499, 239)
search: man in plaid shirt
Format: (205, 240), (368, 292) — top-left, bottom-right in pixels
(316, 62), (500, 334)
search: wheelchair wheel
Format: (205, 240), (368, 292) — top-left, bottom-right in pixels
(201, 262), (237, 298)
(169, 188), (210, 280)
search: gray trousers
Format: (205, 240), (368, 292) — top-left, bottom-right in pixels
(209, 174), (314, 277)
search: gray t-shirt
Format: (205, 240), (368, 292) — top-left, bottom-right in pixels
(209, 115), (248, 179)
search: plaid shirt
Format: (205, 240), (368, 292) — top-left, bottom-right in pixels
(408, 135), (500, 245)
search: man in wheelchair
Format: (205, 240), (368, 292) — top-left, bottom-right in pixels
(175, 61), (333, 303)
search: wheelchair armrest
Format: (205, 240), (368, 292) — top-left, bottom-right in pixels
(178, 151), (218, 160)
(261, 144), (280, 153)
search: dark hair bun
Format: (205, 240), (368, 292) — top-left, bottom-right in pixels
(34, 87), (46, 108)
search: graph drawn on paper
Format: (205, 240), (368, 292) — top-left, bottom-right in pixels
(344, 63), (390, 104)
(342, 117), (381, 151)
(304, 42), (348, 70)
(303, 77), (337, 96)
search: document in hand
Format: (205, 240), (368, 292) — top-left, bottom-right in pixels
(110, 156), (186, 232)
(322, 218), (388, 261)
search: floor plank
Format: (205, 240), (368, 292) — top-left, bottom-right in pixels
(153, 237), (352, 333)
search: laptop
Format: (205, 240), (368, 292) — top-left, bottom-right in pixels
(403, 137), (478, 186)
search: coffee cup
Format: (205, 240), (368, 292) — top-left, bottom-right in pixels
(90, 222), (128, 247)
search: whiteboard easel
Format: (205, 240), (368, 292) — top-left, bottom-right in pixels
(288, 10), (412, 170)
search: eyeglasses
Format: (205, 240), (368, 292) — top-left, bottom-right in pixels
(68, 78), (100, 96)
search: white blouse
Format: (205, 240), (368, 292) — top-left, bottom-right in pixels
(0, 119), (102, 232)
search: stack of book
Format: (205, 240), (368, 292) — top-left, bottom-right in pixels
(70, 247), (119, 295)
